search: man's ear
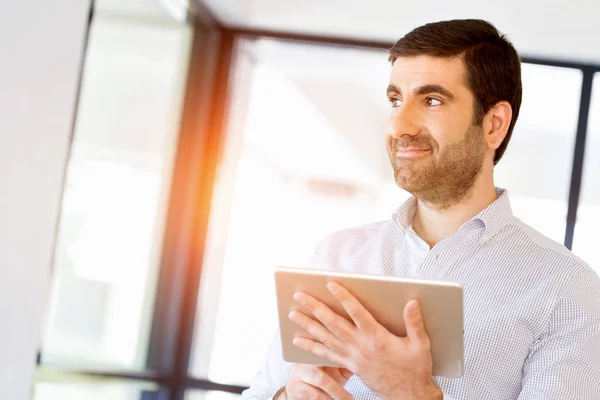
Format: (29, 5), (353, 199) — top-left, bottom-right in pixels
(483, 101), (512, 151)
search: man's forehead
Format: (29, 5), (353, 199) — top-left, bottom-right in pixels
(389, 55), (467, 88)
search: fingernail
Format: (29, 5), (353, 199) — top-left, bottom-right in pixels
(327, 282), (339, 294)
(408, 300), (420, 315)
(340, 368), (353, 379)
(293, 292), (306, 305)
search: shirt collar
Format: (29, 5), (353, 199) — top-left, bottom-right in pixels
(474, 188), (514, 239)
(393, 196), (418, 232)
(392, 188), (513, 239)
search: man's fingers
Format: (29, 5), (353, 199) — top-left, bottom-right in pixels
(298, 367), (354, 400)
(293, 337), (349, 369)
(322, 366), (353, 385)
(293, 292), (356, 342)
(404, 300), (429, 346)
(339, 368), (353, 380)
(327, 282), (378, 332)
(285, 385), (329, 400)
(288, 310), (345, 352)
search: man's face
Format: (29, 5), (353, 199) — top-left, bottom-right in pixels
(385, 55), (487, 207)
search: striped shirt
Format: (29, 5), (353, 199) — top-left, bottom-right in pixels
(242, 189), (600, 400)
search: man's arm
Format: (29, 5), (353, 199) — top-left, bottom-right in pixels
(241, 333), (292, 400)
(518, 267), (600, 399)
(243, 238), (338, 399)
(241, 334), (353, 400)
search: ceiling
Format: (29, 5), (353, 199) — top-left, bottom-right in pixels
(97, 0), (170, 19)
(199, 0), (600, 65)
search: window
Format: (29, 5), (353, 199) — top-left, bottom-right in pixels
(40, 1), (192, 371)
(189, 38), (410, 386)
(494, 64), (582, 244)
(572, 73), (600, 274)
(33, 382), (167, 400)
(186, 391), (242, 400)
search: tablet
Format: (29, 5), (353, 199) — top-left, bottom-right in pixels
(274, 266), (464, 378)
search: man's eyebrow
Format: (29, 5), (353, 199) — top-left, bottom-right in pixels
(386, 84), (400, 96)
(414, 84), (455, 101)
(386, 83), (455, 101)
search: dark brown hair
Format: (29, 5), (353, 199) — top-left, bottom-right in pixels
(389, 19), (522, 165)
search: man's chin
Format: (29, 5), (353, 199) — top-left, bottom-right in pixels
(393, 176), (421, 194)
(393, 171), (435, 197)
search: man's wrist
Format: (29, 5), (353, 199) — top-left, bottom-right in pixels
(431, 387), (443, 400)
(383, 382), (443, 400)
(423, 381), (443, 400)
(421, 378), (443, 400)
(420, 382), (443, 400)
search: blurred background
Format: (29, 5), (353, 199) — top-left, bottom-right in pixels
(1, 0), (600, 399)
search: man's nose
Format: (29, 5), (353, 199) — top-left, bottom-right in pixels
(386, 104), (421, 139)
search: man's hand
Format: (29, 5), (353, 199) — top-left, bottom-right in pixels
(288, 282), (443, 400)
(279, 364), (354, 400)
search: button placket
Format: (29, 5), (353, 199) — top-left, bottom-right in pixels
(419, 245), (444, 275)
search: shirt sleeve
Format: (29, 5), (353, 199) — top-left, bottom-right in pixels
(242, 239), (334, 399)
(517, 266), (600, 399)
(241, 332), (292, 399)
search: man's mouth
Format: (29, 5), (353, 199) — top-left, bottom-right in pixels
(395, 148), (431, 157)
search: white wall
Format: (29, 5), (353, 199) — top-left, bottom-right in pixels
(0, 0), (91, 398)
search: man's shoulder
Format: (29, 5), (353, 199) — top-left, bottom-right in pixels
(507, 217), (593, 276)
(308, 219), (397, 271)
(308, 219), (397, 264)
(318, 219), (396, 248)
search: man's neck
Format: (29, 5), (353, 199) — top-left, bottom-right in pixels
(411, 177), (498, 249)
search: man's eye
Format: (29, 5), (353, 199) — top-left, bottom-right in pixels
(389, 98), (402, 107)
(426, 98), (442, 106)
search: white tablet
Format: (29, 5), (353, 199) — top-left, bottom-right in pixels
(275, 266), (464, 378)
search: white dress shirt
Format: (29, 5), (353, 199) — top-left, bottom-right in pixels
(242, 189), (600, 399)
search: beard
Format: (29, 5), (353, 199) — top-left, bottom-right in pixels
(387, 124), (486, 209)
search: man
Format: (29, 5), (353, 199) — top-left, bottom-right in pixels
(242, 19), (600, 400)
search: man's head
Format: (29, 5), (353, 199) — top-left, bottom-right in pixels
(385, 19), (522, 207)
